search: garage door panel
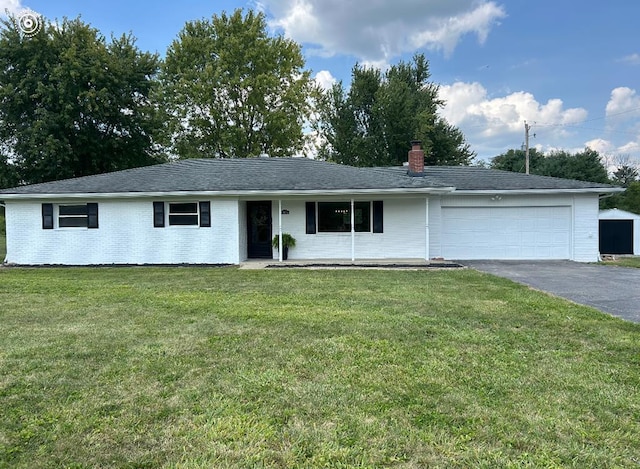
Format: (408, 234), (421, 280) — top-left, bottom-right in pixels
(442, 206), (571, 260)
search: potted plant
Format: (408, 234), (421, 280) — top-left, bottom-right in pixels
(272, 233), (296, 260)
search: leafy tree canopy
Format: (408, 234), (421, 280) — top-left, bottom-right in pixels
(600, 160), (640, 214)
(0, 147), (19, 189)
(611, 165), (639, 188)
(315, 54), (475, 167)
(490, 148), (609, 183)
(160, 9), (314, 159)
(601, 181), (640, 214)
(0, 16), (164, 185)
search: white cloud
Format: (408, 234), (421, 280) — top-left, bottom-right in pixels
(438, 81), (589, 159)
(598, 87), (640, 160)
(618, 141), (640, 154)
(0, 0), (24, 15)
(1, 1), (44, 34)
(586, 138), (640, 173)
(585, 139), (640, 163)
(314, 70), (336, 90)
(605, 87), (640, 118)
(410, 2), (506, 57)
(265, 0), (506, 62)
(585, 138), (615, 155)
(618, 53), (640, 65)
(439, 81), (587, 136)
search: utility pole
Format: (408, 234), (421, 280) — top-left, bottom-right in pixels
(524, 120), (531, 174)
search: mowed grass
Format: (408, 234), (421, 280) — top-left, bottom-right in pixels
(0, 267), (638, 468)
(601, 257), (640, 269)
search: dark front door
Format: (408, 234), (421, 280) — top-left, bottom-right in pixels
(247, 201), (273, 258)
(599, 219), (634, 255)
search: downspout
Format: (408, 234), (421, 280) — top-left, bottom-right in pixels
(278, 199), (283, 262)
(425, 197), (429, 261)
(1, 202), (6, 264)
(350, 198), (355, 262)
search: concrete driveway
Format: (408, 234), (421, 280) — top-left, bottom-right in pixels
(462, 260), (640, 323)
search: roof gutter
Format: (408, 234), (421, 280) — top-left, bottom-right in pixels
(451, 187), (624, 195)
(1, 186), (621, 200)
(0, 186), (457, 200)
(598, 192), (621, 201)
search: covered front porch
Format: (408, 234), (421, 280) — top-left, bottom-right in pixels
(241, 196), (433, 263)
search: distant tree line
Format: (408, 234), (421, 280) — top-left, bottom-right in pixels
(490, 148), (640, 214)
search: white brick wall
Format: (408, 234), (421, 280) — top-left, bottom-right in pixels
(5, 198), (240, 265)
(4, 193), (603, 265)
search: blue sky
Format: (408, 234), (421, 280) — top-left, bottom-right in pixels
(2, 0), (640, 165)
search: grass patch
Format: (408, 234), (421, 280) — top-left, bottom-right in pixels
(601, 257), (640, 268)
(1, 267), (638, 467)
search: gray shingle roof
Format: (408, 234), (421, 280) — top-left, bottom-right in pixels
(0, 157), (619, 197)
(382, 166), (618, 191)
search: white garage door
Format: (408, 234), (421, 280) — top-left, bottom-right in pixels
(441, 206), (572, 260)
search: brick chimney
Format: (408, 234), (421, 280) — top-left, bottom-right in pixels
(407, 140), (425, 176)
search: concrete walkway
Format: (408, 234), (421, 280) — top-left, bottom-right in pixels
(463, 260), (640, 323)
(239, 258), (462, 270)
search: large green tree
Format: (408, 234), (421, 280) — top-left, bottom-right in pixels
(611, 164), (639, 188)
(0, 147), (19, 189)
(489, 148), (545, 174)
(160, 9), (314, 159)
(490, 148), (609, 183)
(315, 54), (475, 167)
(0, 16), (164, 185)
(600, 160), (640, 214)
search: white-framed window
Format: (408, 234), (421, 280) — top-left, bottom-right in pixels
(317, 201), (371, 232)
(58, 204), (89, 228)
(305, 201), (383, 234)
(152, 201), (211, 228)
(42, 203), (98, 229)
(169, 202), (199, 226)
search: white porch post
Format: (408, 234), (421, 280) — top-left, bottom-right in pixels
(351, 198), (355, 262)
(425, 197), (430, 261)
(278, 199), (283, 262)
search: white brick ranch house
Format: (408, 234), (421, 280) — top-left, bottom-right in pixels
(0, 143), (621, 265)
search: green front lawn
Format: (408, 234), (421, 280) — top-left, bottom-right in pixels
(1, 267), (638, 468)
(601, 257), (640, 268)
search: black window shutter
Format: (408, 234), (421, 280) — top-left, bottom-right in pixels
(87, 203), (99, 229)
(373, 200), (383, 233)
(153, 202), (165, 228)
(305, 202), (316, 234)
(199, 201), (211, 227)
(42, 203), (53, 230)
